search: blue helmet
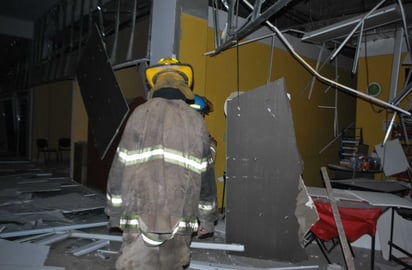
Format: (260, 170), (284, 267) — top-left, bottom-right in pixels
(190, 95), (207, 111)
(190, 94), (213, 115)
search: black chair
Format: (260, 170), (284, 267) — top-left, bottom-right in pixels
(58, 138), (71, 161)
(36, 138), (58, 162)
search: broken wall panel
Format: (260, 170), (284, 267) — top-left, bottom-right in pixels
(76, 25), (129, 159)
(225, 78), (306, 261)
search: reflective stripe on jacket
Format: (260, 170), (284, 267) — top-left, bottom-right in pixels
(117, 145), (208, 174)
(120, 215), (199, 233)
(106, 192), (123, 207)
(198, 200), (216, 214)
(105, 98), (215, 235)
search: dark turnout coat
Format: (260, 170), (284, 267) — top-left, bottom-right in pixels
(105, 97), (216, 244)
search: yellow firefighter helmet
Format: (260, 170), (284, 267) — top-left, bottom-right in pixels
(145, 57), (194, 89)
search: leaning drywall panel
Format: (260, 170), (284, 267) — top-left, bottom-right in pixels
(76, 25), (129, 159)
(375, 138), (410, 176)
(225, 78), (306, 261)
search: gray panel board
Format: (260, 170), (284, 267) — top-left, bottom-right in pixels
(0, 239), (50, 267)
(375, 138), (410, 176)
(226, 78), (306, 262)
(76, 25), (129, 159)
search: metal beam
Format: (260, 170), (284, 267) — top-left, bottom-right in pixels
(191, 241), (244, 251)
(212, 0), (292, 55)
(397, 0), (411, 53)
(71, 231), (244, 251)
(351, 21), (364, 74)
(308, 44), (325, 100)
(321, 167), (355, 270)
(0, 222), (108, 239)
(34, 232), (71, 245)
(329, 0), (387, 61)
(71, 239), (110, 256)
(212, 0), (221, 48)
(205, 10), (411, 116)
(270, 27), (411, 116)
(110, 0), (121, 64)
(236, 0), (291, 39)
(126, 0), (138, 60)
(301, 2), (400, 44)
(389, 83), (412, 106)
(389, 28), (403, 101)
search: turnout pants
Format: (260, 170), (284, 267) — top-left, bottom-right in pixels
(115, 232), (192, 270)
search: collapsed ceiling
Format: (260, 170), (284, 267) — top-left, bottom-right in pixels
(0, 0), (411, 94)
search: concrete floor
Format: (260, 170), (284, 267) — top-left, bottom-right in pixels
(41, 218), (405, 270)
(0, 160), (407, 270)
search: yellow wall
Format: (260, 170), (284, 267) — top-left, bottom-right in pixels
(179, 13), (357, 208)
(357, 53), (408, 147)
(180, 14), (208, 96)
(273, 49), (356, 187)
(114, 67), (146, 100)
(31, 13), (357, 209)
(72, 66), (146, 146)
(32, 80), (72, 161)
(356, 52), (409, 179)
(31, 66), (143, 172)
(72, 81), (88, 145)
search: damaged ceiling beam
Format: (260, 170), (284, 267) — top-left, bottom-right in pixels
(207, 1), (410, 116)
(301, 2), (401, 44)
(211, 0), (292, 55)
(271, 26), (411, 116)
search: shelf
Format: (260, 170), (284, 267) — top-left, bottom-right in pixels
(339, 128), (366, 159)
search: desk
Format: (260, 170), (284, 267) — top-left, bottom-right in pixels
(330, 178), (409, 195)
(327, 164), (380, 179)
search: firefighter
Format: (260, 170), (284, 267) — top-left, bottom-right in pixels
(191, 95), (218, 239)
(105, 57), (217, 270)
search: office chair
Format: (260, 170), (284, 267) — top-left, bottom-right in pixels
(36, 138), (58, 162)
(58, 138), (71, 161)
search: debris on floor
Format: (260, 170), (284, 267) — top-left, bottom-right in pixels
(0, 162), (107, 269)
(0, 162), (405, 270)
